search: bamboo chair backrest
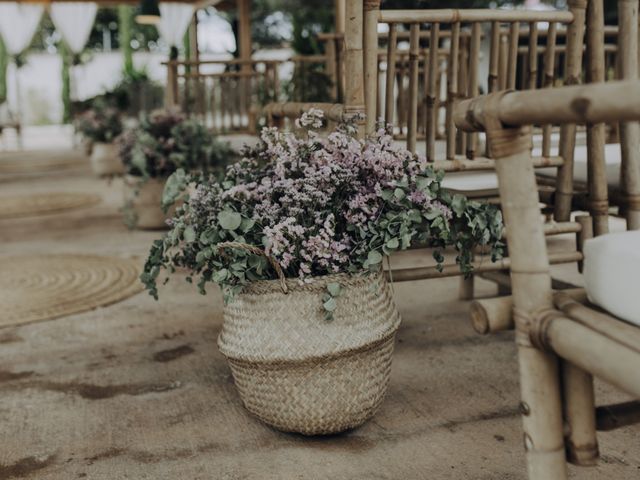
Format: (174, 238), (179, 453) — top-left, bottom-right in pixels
(364, 7), (586, 163)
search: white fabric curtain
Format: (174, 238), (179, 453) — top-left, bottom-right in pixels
(49, 3), (98, 54)
(157, 3), (195, 48)
(0, 3), (44, 55)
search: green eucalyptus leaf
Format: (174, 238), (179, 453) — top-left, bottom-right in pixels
(218, 210), (242, 230)
(183, 226), (196, 243)
(327, 282), (341, 297)
(367, 250), (383, 265)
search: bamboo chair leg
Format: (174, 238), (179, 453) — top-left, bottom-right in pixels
(575, 214), (593, 273)
(458, 275), (475, 301)
(491, 127), (568, 479)
(562, 361), (599, 466)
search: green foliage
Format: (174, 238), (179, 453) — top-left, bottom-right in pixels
(117, 109), (235, 179)
(284, 62), (332, 102)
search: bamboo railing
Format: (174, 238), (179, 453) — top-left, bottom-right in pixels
(454, 79), (640, 480)
(164, 58), (282, 134)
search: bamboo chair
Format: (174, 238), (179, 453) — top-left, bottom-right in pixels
(363, 2), (588, 297)
(455, 79), (640, 479)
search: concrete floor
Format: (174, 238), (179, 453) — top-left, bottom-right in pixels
(0, 148), (638, 480)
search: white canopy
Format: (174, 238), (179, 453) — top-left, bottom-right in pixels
(0, 3), (44, 56)
(157, 2), (195, 48)
(49, 3), (98, 54)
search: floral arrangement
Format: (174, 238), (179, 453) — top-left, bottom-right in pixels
(75, 105), (123, 143)
(142, 110), (504, 317)
(117, 108), (234, 180)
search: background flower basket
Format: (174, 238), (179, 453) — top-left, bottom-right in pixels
(75, 104), (124, 177)
(118, 108), (234, 229)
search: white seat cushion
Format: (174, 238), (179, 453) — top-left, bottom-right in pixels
(583, 230), (640, 325)
(536, 143), (622, 187)
(440, 171), (499, 194)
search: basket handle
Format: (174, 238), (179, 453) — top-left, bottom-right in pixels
(216, 241), (289, 294)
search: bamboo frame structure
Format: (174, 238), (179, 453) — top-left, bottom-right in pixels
(617, 0), (640, 229)
(360, 3), (587, 301)
(455, 80), (640, 479)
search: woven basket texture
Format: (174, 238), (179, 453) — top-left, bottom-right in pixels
(123, 176), (173, 229)
(90, 142), (124, 176)
(218, 272), (401, 435)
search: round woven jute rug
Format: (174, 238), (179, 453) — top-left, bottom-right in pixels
(0, 192), (101, 219)
(0, 254), (144, 327)
(0, 152), (86, 174)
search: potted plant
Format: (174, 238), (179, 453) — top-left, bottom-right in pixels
(75, 104), (124, 176)
(141, 110), (504, 435)
(118, 108), (233, 229)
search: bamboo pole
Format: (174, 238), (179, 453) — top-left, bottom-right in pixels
(527, 22), (539, 90)
(378, 9), (574, 24)
(456, 36), (469, 155)
(561, 360), (598, 466)
(407, 23), (420, 153)
(554, 0), (586, 223)
(541, 22), (558, 157)
(498, 32), (509, 91)
(385, 24), (398, 126)
(586, 0), (609, 236)
(575, 214), (593, 272)
(446, 22), (460, 160)
(263, 102), (345, 122)
(507, 22), (520, 89)
(554, 292), (640, 352)
(325, 38), (338, 101)
(543, 316), (640, 398)
(364, 0), (381, 135)
(488, 21), (500, 94)
(493, 146), (567, 479)
(466, 22), (481, 159)
(388, 251), (582, 283)
(470, 289), (587, 335)
(426, 23), (440, 161)
(454, 81), (640, 131)
(432, 155), (563, 172)
(344, 0), (365, 139)
(618, 0), (640, 230)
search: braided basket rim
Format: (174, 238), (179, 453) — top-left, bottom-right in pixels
(239, 271), (379, 295)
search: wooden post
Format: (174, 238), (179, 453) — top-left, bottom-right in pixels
(344, 0), (365, 139)
(498, 32), (509, 91)
(527, 22), (539, 90)
(335, 0), (345, 34)
(554, 0), (586, 222)
(618, 0), (640, 230)
(586, 0), (609, 236)
(364, 0), (381, 135)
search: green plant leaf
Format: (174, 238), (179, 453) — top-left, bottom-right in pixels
(327, 282), (341, 297)
(218, 210), (242, 231)
(323, 297), (337, 312)
(367, 250), (383, 265)
(183, 226), (196, 243)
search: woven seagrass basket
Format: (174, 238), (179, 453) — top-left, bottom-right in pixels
(217, 246), (401, 435)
